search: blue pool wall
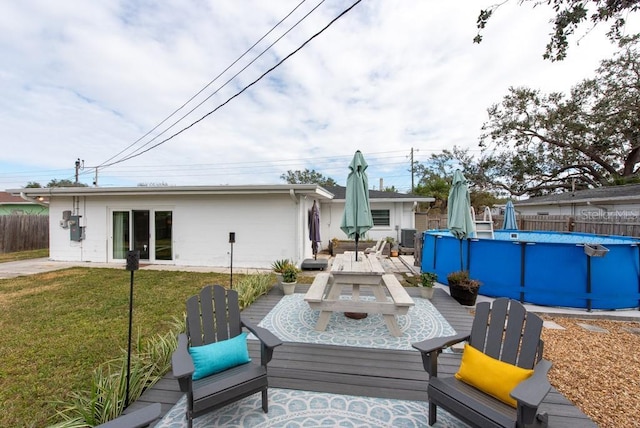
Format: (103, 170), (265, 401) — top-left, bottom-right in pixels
(421, 230), (640, 310)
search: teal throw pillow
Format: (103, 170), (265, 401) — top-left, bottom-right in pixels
(189, 332), (251, 380)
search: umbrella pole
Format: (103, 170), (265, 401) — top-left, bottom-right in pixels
(355, 234), (358, 260)
(459, 239), (463, 271)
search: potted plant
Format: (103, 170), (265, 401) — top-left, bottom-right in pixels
(271, 259), (292, 285)
(390, 241), (399, 257)
(446, 270), (481, 306)
(419, 272), (437, 299)
(281, 264), (299, 295)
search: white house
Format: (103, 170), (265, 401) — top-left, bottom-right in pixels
(10, 185), (433, 269)
(514, 183), (640, 221)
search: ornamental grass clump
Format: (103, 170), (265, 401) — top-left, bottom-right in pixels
(51, 322), (182, 428)
(270, 259), (293, 273)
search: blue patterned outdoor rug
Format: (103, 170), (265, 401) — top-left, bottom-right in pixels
(255, 294), (456, 351)
(154, 388), (469, 427)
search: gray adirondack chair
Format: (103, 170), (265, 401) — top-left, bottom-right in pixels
(412, 298), (552, 428)
(171, 285), (282, 427)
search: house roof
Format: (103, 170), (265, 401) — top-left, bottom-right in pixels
(7, 184), (335, 200)
(324, 185), (434, 203)
(8, 184), (433, 203)
(515, 183), (640, 206)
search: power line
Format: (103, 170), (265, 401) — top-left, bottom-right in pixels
(97, 0), (363, 169)
(96, 0), (325, 170)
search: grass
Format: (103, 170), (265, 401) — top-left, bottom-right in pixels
(0, 248), (48, 262)
(0, 266), (292, 427)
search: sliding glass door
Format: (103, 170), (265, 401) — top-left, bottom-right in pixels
(112, 209), (172, 261)
(113, 211), (130, 259)
(133, 210), (150, 260)
(155, 211), (172, 260)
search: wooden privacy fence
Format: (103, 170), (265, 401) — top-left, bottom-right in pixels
(415, 213), (640, 238)
(0, 215), (49, 253)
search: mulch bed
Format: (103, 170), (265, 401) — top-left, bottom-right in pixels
(541, 316), (640, 428)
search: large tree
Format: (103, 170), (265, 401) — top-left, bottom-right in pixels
(46, 179), (88, 187)
(280, 169), (337, 186)
(475, 0), (640, 61)
(413, 147), (500, 212)
(24, 179), (88, 188)
(479, 36), (640, 196)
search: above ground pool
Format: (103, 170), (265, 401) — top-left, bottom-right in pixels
(421, 230), (640, 310)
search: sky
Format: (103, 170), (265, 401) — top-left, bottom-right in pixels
(0, 0), (634, 192)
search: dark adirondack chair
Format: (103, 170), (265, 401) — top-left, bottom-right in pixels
(412, 298), (552, 428)
(171, 285), (282, 427)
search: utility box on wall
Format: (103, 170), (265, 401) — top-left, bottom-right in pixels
(69, 215), (84, 241)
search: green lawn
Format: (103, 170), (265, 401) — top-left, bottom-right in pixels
(0, 266), (279, 427)
(0, 248), (48, 262)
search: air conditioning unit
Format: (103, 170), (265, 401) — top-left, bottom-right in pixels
(400, 228), (417, 248)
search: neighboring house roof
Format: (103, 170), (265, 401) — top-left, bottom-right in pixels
(324, 185), (434, 202)
(515, 183), (640, 206)
(0, 191), (32, 204)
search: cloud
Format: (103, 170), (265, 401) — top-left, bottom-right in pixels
(0, 0), (629, 191)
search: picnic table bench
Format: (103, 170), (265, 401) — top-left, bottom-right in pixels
(304, 252), (414, 336)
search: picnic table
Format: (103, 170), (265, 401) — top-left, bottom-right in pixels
(304, 251), (414, 336)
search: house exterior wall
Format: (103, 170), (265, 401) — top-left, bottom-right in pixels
(47, 193), (314, 269)
(320, 200), (416, 245)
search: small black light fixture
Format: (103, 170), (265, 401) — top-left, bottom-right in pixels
(229, 232), (235, 289)
(125, 250), (140, 408)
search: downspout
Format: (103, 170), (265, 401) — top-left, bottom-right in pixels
(20, 192), (49, 207)
(289, 189), (298, 204)
(289, 189), (302, 264)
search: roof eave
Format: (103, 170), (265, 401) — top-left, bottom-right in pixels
(8, 185), (335, 200)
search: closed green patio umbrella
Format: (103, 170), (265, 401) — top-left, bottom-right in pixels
(502, 199), (518, 230)
(447, 170), (475, 270)
(340, 150), (374, 261)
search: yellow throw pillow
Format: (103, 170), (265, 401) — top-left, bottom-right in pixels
(455, 343), (534, 407)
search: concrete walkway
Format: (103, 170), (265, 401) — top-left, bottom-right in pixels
(0, 257), (270, 279)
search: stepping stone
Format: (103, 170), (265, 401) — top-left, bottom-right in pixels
(576, 323), (609, 333)
(623, 327), (640, 335)
(543, 320), (565, 330)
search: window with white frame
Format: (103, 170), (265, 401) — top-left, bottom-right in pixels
(371, 209), (390, 226)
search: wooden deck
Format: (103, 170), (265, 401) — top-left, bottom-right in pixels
(132, 285), (596, 427)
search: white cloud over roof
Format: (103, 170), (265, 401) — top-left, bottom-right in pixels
(0, 0), (630, 191)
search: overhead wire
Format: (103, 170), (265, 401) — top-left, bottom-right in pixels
(97, 0), (363, 169)
(96, 0), (326, 170)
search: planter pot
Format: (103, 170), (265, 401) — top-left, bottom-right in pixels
(420, 287), (435, 299)
(282, 281), (297, 295)
(390, 250), (399, 257)
(449, 284), (478, 306)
